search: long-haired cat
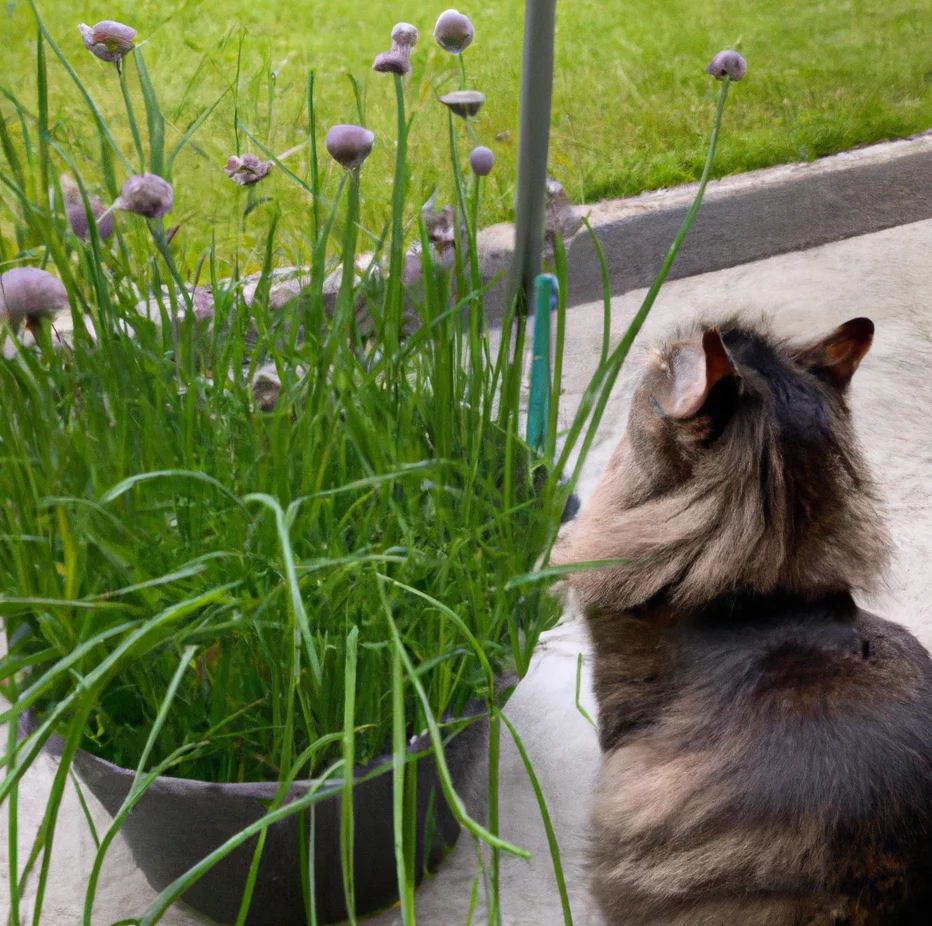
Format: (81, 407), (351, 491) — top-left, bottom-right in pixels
(552, 317), (932, 925)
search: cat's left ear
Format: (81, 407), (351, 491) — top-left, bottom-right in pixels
(653, 328), (737, 419)
(794, 317), (874, 389)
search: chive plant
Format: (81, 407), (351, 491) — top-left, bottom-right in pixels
(0, 4), (744, 921)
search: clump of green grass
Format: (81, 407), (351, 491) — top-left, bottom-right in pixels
(0, 50), (552, 790)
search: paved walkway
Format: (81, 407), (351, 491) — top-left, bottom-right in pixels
(4, 219), (932, 925)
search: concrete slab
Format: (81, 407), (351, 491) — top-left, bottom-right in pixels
(483, 131), (932, 319)
(563, 131), (932, 311)
(4, 218), (932, 925)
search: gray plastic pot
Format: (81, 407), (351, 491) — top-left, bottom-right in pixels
(24, 713), (482, 925)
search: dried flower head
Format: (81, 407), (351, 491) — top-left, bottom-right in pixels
(374, 22), (419, 76)
(0, 267), (69, 332)
(469, 145), (494, 176)
(438, 90), (485, 119)
(706, 50), (747, 81)
(546, 176), (583, 242)
(224, 153), (273, 186)
(113, 173), (174, 220)
(252, 364), (282, 412)
(58, 174), (114, 241)
(325, 125), (375, 171)
(434, 9), (474, 54)
(425, 205), (457, 255)
(420, 195), (467, 258)
(78, 20), (136, 64)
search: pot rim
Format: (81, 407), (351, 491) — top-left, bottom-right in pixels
(20, 698), (491, 798)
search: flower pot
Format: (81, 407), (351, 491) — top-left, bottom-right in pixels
(22, 712), (483, 925)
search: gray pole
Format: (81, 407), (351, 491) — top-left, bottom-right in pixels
(506, 0), (557, 317)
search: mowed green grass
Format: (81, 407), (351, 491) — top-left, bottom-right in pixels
(3, 0), (932, 272)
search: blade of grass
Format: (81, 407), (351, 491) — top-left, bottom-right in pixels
(119, 62), (146, 173)
(167, 88), (230, 174)
(35, 26), (50, 211)
(340, 625), (359, 925)
(504, 558), (632, 590)
(582, 216), (611, 368)
(496, 708), (573, 926)
(574, 654), (596, 730)
(5, 669), (20, 926)
(30, 684), (109, 926)
(382, 606), (528, 858)
(244, 494), (322, 687)
(381, 581), (415, 926)
(133, 50), (165, 177)
(100, 470), (246, 510)
(383, 72), (408, 366)
(69, 769), (100, 850)
(137, 761), (350, 926)
(24, 0), (132, 175)
(307, 71), (321, 244)
(556, 78), (733, 495)
(82, 647), (198, 926)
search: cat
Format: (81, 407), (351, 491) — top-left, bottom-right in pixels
(551, 317), (932, 925)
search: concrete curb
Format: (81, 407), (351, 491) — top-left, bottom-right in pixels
(477, 130), (932, 317)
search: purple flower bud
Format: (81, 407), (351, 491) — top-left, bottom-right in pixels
(706, 50), (747, 82)
(469, 145), (494, 176)
(372, 51), (411, 76)
(113, 173), (174, 220)
(224, 153), (273, 186)
(0, 267), (69, 330)
(66, 194), (114, 241)
(59, 175), (114, 241)
(325, 125), (375, 171)
(78, 21), (136, 64)
(438, 90), (485, 119)
(374, 23), (419, 76)
(391, 23), (418, 50)
(434, 9), (474, 54)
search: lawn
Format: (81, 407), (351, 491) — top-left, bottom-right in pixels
(3, 0), (932, 270)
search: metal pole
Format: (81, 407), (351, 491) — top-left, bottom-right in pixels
(506, 0), (558, 317)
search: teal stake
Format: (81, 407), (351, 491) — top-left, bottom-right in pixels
(527, 274), (557, 454)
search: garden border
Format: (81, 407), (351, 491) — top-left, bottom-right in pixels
(477, 130), (932, 321)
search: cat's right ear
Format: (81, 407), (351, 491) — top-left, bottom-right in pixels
(652, 328), (738, 420)
(793, 317), (874, 389)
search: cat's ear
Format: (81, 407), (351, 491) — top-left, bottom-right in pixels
(793, 317), (874, 389)
(653, 328), (738, 419)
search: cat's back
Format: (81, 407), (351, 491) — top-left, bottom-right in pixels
(591, 598), (932, 926)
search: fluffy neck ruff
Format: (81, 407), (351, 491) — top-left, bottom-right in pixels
(553, 337), (890, 614)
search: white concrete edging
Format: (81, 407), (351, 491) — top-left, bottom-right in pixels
(477, 131), (932, 320)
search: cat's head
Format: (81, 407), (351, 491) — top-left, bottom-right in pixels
(553, 317), (890, 612)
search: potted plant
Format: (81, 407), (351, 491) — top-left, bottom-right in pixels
(0, 9), (574, 925)
(0, 5), (742, 924)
